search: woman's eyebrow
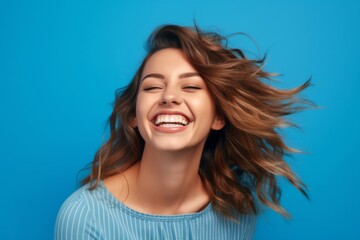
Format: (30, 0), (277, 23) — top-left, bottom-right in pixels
(179, 72), (201, 79)
(141, 72), (201, 82)
(142, 73), (164, 81)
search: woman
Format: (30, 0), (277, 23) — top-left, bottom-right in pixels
(54, 24), (311, 239)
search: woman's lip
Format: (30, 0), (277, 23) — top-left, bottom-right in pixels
(151, 122), (189, 133)
(151, 111), (192, 123)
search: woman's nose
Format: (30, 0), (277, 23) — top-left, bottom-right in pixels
(159, 86), (183, 105)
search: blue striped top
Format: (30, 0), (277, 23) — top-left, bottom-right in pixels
(54, 181), (256, 240)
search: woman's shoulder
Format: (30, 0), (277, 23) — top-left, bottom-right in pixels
(229, 212), (257, 239)
(54, 184), (105, 240)
(213, 211), (257, 239)
(57, 184), (94, 212)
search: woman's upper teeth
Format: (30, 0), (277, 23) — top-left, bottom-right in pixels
(154, 114), (189, 126)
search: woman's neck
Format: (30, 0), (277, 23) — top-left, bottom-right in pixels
(122, 144), (210, 215)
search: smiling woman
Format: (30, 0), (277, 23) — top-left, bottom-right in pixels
(135, 48), (224, 152)
(54, 24), (311, 240)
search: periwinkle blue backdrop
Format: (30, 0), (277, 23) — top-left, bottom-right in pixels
(1, 0), (359, 239)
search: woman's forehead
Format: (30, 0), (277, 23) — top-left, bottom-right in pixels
(142, 48), (196, 75)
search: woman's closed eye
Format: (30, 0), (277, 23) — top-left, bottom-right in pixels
(143, 86), (163, 91)
(183, 86), (201, 90)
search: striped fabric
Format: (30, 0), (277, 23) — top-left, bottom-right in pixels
(54, 181), (256, 240)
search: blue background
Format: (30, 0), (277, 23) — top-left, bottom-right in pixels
(1, 0), (359, 239)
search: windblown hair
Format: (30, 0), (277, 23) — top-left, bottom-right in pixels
(82, 24), (312, 219)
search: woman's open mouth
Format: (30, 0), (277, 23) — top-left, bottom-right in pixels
(153, 114), (190, 127)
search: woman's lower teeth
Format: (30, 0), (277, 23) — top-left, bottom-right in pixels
(160, 123), (183, 127)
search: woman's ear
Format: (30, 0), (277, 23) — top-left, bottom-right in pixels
(211, 115), (225, 130)
(130, 116), (138, 128)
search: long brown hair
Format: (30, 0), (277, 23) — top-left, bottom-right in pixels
(82, 24), (312, 219)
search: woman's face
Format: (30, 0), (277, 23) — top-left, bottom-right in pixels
(134, 48), (224, 152)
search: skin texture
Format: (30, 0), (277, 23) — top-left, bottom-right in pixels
(104, 48), (225, 215)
